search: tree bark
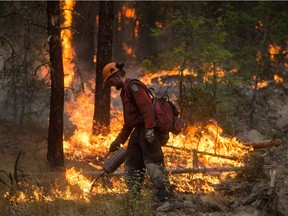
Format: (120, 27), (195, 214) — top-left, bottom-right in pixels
(46, 1), (65, 168)
(93, 1), (113, 135)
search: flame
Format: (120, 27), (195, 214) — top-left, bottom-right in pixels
(269, 43), (288, 68)
(3, 2), (256, 203)
(123, 6), (135, 19)
(139, 66), (227, 86)
(269, 44), (281, 61)
(61, 0), (76, 88)
(257, 80), (268, 89)
(65, 167), (92, 195)
(96, 15), (99, 28)
(203, 65), (225, 83)
(255, 20), (264, 31)
(6, 49), (254, 202)
(117, 11), (122, 31)
(155, 21), (164, 29)
(252, 76), (268, 89)
(122, 43), (136, 58)
(134, 20), (140, 38)
(4, 66), (253, 203)
(274, 74), (283, 83)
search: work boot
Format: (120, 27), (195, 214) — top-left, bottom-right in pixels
(156, 198), (182, 212)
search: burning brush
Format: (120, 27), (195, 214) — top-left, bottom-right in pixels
(90, 147), (126, 193)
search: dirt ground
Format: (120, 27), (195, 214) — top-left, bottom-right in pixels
(1, 83), (288, 216)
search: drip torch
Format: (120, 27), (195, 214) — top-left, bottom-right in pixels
(90, 147), (126, 192)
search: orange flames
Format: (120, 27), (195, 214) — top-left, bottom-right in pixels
(61, 0), (76, 88)
(6, 64), (253, 203)
(269, 44), (281, 61)
(4, 1), (255, 204)
(123, 6), (136, 19)
(274, 74), (283, 83)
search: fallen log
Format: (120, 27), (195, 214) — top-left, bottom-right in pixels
(164, 145), (239, 161)
(244, 138), (282, 150)
(23, 166), (246, 177)
(84, 166), (246, 176)
(194, 150), (239, 161)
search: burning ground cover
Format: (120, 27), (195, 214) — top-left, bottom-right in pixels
(1, 63), (288, 215)
(0, 118), (249, 202)
(2, 58), (288, 215)
(1, 55), (287, 216)
(0, 109), (287, 216)
(0, 1), (287, 214)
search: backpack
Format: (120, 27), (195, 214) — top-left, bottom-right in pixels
(127, 79), (185, 135)
(148, 89), (184, 135)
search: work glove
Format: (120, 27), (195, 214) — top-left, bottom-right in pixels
(145, 128), (155, 143)
(109, 141), (120, 152)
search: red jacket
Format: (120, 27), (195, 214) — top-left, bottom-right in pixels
(114, 78), (156, 144)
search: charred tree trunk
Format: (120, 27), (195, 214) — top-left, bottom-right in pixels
(92, 1), (114, 135)
(46, 1), (65, 168)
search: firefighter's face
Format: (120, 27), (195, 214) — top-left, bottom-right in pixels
(107, 74), (122, 90)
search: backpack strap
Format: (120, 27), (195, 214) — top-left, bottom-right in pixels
(147, 87), (155, 99)
(127, 79), (153, 100)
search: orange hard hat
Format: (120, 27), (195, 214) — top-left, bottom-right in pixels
(103, 62), (124, 82)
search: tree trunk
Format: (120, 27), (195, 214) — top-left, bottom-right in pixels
(74, 1), (97, 73)
(46, 1), (65, 168)
(92, 1), (113, 135)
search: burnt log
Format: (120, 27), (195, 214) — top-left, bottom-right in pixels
(244, 138), (282, 150)
(85, 166), (246, 177)
(164, 145), (239, 161)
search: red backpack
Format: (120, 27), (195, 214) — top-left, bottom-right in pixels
(149, 90), (184, 135)
(128, 79), (185, 135)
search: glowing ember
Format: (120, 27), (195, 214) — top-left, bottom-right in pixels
(274, 74), (283, 83)
(134, 20), (140, 38)
(155, 21), (164, 29)
(123, 43), (136, 57)
(257, 80), (268, 89)
(252, 76), (268, 89)
(123, 6), (136, 19)
(269, 44), (281, 61)
(255, 20), (264, 31)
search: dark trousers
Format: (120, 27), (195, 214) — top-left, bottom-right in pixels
(124, 125), (173, 201)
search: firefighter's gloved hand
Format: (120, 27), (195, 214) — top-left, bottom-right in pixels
(109, 141), (120, 152)
(145, 128), (155, 143)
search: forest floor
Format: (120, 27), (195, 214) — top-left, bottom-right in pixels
(1, 83), (288, 216)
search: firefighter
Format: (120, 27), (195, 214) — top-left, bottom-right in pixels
(103, 62), (179, 211)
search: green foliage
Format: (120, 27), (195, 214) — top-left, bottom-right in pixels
(140, 59), (159, 73)
(144, 4), (234, 74)
(141, 1), (287, 132)
(183, 84), (216, 124)
(150, 28), (165, 38)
